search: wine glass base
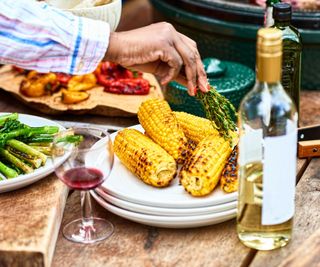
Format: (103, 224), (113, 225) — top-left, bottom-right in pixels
(62, 217), (114, 244)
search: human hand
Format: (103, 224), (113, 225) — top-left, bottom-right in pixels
(104, 22), (208, 96)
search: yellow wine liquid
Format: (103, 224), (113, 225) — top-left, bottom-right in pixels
(237, 162), (292, 250)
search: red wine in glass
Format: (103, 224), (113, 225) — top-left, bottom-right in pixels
(62, 167), (105, 190)
(53, 127), (114, 244)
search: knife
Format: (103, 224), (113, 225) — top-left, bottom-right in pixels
(298, 124), (320, 142)
(53, 120), (124, 134)
(297, 124), (320, 158)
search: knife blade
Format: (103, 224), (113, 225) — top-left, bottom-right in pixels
(53, 120), (124, 133)
(298, 124), (320, 142)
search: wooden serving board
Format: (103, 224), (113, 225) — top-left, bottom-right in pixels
(0, 175), (68, 267)
(0, 65), (163, 117)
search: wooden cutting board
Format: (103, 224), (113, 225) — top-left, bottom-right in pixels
(0, 65), (163, 117)
(0, 175), (68, 267)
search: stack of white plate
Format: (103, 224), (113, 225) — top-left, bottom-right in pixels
(92, 125), (238, 228)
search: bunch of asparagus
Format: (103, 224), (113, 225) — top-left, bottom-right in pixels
(0, 113), (81, 180)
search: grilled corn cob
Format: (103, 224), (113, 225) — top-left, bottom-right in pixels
(114, 129), (177, 187)
(138, 99), (189, 163)
(220, 146), (238, 193)
(180, 135), (233, 196)
(174, 111), (219, 144)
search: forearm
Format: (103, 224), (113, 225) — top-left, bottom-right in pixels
(0, 0), (110, 74)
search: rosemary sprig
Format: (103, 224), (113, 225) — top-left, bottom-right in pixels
(196, 86), (237, 142)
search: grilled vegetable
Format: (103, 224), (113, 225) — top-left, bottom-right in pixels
(7, 146), (42, 168)
(103, 78), (150, 95)
(0, 160), (19, 179)
(67, 74), (97, 91)
(6, 139), (47, 165)
(0, 125), (59, 148)
(61, 89), (89, 104)
(95, 62), (149, 95)
(221, 146), (238, 193)
(114, 129), (177, 187)
(56, 73), (72, 86)
(20, 71), (59, 97)
(138, 99), (189, 164)
(180, 134), (233, 197)
(0, 148), (33, 174)
(174, 111), (219, 144)
(0, 113), (18, 127)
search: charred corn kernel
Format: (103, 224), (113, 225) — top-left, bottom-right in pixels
(180, 135), (232, 197)
(138, 99), (189, 164)
(173, 111), (219, 144)
(61, 89), (89, 104)
(114, 129), (177, 187)
(221, 146), (238, 193)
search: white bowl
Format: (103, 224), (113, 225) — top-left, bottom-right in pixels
(45, 0), (122, 31)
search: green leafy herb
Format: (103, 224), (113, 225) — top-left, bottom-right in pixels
(196, 86), (237, 142)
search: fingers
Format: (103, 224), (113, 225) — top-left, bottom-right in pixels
(159, 48), (183, 85)
(177, 33), (208, 94)
(106, 22), (208, 97)
(172, 37), (198, 95)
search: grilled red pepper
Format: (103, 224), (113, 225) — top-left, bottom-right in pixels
(12, 66), (29, 75)
(98, 61), (142, 80)
(103, 78), (150, 95)
(56, 73), (72, 86)
(95, 61), (148, 95)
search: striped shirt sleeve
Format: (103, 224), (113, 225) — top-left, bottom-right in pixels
(0, 0), (110, 74)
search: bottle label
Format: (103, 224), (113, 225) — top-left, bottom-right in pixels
(262, 130), (297, 225)
(239, 127), (263, 166)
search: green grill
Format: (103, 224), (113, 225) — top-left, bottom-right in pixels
(164, 58), (255, 117)
(151, 0), (320, 90)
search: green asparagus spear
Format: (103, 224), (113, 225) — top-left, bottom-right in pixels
(6, 139), (47, 165)
(0, 113), (19, 127)
(23, 134), (55, 144)
(56, 135), (84, 144)
(0, 148), (33, 174)
(0, 160), (19, 178)
(7, 146), (42, 168)
(0, 118), (27, 133)
(0, 126), (59, 147)
(29, 145), (52, 156)
(25, 134), (83, 145)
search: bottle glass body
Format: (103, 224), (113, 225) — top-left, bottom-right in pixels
(273, 21), (302, 115)
(237, 81), (298, 250)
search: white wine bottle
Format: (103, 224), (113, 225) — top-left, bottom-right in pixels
(237, 28), (298, 250)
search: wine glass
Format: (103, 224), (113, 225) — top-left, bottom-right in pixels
(52, 127), (114, 244)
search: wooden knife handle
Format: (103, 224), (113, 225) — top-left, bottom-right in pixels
(298, 140), (320, 158)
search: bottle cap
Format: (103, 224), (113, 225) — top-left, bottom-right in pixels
(256, 28), (282, 83)
(273, 3), (292, 22)
(257, 28), (282, 56)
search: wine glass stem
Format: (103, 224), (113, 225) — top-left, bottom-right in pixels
(81, 190), (94, 227)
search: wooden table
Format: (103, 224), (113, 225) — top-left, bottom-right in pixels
(0, 90), (319, 267)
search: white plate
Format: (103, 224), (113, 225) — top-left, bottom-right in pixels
(95, 187), (237, 217)
(91, 191), (237, 228)
(0, 113), (68, 193)
(100, 124), (237, 208)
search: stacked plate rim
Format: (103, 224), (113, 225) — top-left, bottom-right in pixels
(91, 124), (238, 229)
